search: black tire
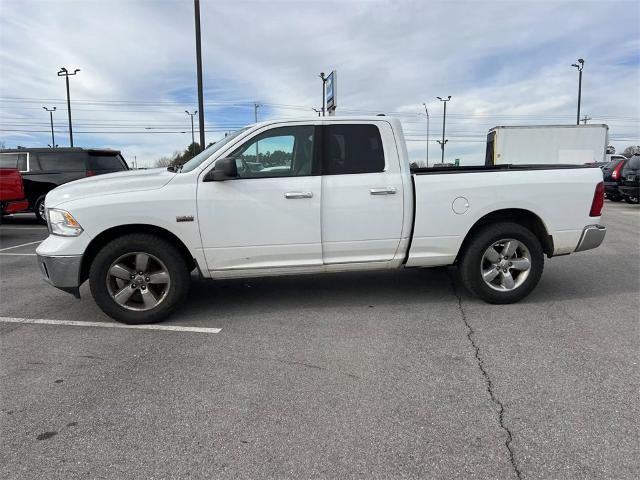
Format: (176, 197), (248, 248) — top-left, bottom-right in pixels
(89, 234), (191, 324)
(624, 195), (639, 204)
(608, 195), (623, 202)
(34, 195), (47, 224)
(458, 222), (544, 304)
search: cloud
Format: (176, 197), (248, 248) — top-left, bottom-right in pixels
(1, 0), (638, 166)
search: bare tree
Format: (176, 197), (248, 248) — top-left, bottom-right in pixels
(155, 151), (181, 168)
(622, 145), (640, 157)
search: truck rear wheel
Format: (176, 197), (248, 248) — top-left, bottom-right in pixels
(89, 234), (191, 324)
(459, 222), (544, 304)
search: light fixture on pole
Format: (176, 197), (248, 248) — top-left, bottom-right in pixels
(571, 58), (584, 126)
(422, 103), (430, 167)
(57, 67), (80, 147)
(185, 110), (197, 146)
(436, 96), (451, 164)
(43, 106), (56, 148)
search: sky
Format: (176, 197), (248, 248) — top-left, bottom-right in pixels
(0, 0), (639, 167)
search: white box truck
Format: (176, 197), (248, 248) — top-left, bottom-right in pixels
(485, 124), (608, 166)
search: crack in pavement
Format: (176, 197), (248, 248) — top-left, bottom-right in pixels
(448, 270), (522, 480)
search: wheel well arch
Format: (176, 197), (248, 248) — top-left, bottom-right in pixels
(79, 224), (196, 283)
(456, 208), (554, 262)
(27, 184), (56, 209)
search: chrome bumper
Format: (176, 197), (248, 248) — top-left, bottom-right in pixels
(37, 254), (82, 298)
(575, 225), (606, 253)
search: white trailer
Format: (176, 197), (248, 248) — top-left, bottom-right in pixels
(485, 124), (608, 166)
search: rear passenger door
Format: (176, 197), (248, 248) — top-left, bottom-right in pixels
(321, 122), (404, 264)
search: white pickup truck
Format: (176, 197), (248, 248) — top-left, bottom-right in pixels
(36, 117), (606, 324)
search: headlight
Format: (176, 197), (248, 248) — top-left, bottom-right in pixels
(47, 208), (83, 236)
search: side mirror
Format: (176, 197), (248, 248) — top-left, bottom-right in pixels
(204, 157), (238, 181)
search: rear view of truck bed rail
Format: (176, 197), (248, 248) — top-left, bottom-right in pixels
(411, 164), (597, 175)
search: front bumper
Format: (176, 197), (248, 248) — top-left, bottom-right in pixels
(37, 254), (82, 298)
(574, 225), (606, 253)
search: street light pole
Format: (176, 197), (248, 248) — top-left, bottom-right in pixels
(319, 72), (327, 116)
(436, 96), (451, 164)
(571, 58), (584, 125)
(253, 103), (260, 161)
(194, 0), (205, 150)
(185, 110), (197, 146)
(57, 67), (80, 147)
(422, 103), (430, 167)
(43, 106), (56, 148)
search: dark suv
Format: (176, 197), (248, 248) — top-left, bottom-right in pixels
(602, 155), (628, 202)
(619, 155), (639, 204)
(0, 148), (129, 223)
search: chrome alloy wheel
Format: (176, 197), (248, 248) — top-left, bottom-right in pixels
(480, 238), (532, 291)
(106, 252), (171, 311)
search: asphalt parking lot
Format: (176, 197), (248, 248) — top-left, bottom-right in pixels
(1, 202), (638, 480)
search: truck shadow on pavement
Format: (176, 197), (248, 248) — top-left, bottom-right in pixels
(181, 267), (454, 321)
(176, 256), (635, 323)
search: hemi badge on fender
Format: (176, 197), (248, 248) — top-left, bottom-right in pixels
(176, 215), (194, 222)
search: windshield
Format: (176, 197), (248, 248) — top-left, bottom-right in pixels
(180, 127), (249, 173)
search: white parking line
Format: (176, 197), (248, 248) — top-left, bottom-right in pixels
(0, 317), (222, 333)
(0, 253), (37, 256)
(0, 240), (42, 252)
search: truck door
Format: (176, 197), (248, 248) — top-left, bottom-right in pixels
(197, 124), (322, 271)
(320, 122), (404, 264)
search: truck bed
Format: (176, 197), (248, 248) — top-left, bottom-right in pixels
(406, 165), (603, 267)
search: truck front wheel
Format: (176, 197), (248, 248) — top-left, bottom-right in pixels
(89, 234), (191, 324)
(459, 222), (544, 304)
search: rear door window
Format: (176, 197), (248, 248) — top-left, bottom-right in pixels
(322, 124), (385, 175)
(37, 152), (86, 171)
(88, 153), (127, 170)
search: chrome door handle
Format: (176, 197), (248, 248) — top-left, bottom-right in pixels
(370, 187), (397, 195)
(284, 191), (313, 199)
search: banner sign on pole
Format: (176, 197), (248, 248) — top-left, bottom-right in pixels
(326, 70), (337, 115)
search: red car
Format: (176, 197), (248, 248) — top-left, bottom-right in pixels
(0, 167), (29, 216)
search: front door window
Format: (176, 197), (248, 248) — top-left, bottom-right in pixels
(230, 125), (315, 178)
